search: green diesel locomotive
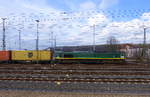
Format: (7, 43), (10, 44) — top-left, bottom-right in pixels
(55, 51), (126, 63)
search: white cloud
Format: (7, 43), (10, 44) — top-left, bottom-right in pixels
(80, 1), (96, 10)
(88, 13), (109, 25)
(0, 0), (58, 16)
(0, 0), (61, 50)
(0, 0), (150, 50)
(141, 13), (150, 21)
(99, 0), (119, 9)
(99, 17), (150, 44)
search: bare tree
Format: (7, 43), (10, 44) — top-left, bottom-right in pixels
(106, 36), (119, 52)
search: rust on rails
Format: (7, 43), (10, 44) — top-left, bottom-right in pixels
(0, 70), (150, 76)
(0, 77), (150, 83)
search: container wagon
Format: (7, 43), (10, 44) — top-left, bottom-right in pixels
(0, 51), (11, 63)
(11, 50), (52, 63)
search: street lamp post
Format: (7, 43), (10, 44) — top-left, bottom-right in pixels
(36, 20), (40, 64)
(2, 18), (7, 50)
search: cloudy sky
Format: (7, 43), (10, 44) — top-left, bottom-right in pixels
(0, 0), (150, 50)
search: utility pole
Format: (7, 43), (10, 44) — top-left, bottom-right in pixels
(18, 29), (21, 50)
(36, 20), (39, 51)
(51, 31), (54, 49)
(54, 35), (56, 51)
(49, 33), (51, 50)
(143, 27), (147, 58)
(144, 28), (146, 47)
(35, 20), (40, 63)
(93, 24), (96, 52)
(2, 18), (6, 50)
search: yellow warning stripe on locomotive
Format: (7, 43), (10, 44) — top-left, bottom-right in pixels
(55, 58), (126, 60)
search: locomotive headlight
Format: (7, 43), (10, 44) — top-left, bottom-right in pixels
(121, 56), (125, 58)
(56, 81), (61, 85)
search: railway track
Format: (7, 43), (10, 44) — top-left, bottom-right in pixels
(0, 64), (149, 84)
(0, 64), (149, 70)
(0, 69), (149, 73)
(0, 77), (150, 83)
(1, 68), (150, 72)
(0, 63), (148, 69)
(1, 66), (150, 77)
(0, 71), (149, 83)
